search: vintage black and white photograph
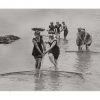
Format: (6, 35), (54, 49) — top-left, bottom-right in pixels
(0, 9), (99, 91)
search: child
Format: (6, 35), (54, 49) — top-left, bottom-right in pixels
(32, 30), (45, 74)
(45, 34), (60, 70)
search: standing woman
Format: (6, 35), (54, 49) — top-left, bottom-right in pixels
(45, 34), (60, 70)
(61, 22), (68, 40)
(48, 22), (55, 37)
(55, 22), (62, 40)
(32, 30), (45, 74)
(48, 22), (55, 34)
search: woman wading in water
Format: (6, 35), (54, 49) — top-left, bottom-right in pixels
(32, 30), (45, 74)
(48, 22), (55, 34)
(45, 34), (60, 70)
(61, 22), (68, 40)
(55, 22), (62, 40)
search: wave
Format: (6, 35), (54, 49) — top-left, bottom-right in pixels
(0, 70), (84, 79)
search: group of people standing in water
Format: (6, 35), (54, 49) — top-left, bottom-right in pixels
(32, 29), (60, 74)
(48, 21), (68, 40)
(32, 21), (92, 75)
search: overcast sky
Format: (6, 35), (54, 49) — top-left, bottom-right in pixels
(0, 9), (99, 37)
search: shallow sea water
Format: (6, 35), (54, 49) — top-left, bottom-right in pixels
(0, 9), (100, 90)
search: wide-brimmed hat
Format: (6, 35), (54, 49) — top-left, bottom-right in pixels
(34, 30), (40, 35)
(32, 28), (45, 31)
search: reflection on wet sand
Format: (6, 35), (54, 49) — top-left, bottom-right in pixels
(48, 71), (60, 91)
(75, 50), (92, 73)
(34, 71), (60, 91)
(34, 74), (45, 91)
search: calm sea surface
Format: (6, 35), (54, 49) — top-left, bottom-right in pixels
(0, 9), (100, 90)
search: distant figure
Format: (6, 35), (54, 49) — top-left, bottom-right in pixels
(55, 22), (62, 40)
(32, 30), (45, 74)
(76, 28), (92, 50)
(61, 22), (68, 40)
(76, 28), (84, 50)
(84, 32), (92, 50)
(45, 34), (60, 70)
(80, 28), (86, 43)
(48, 22), (55, 34)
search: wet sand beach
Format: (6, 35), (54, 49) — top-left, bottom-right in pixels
(0, 9), (100, 90)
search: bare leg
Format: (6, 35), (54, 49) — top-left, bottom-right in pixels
(64, 33), (67, 41)
(48, 53), (57, 69)
(35, 58), (38, 69)
(86, 44), (89, 50)
(78, 45), (83, 51)
(54, 59), (58, 70)
(58, 34), (60, 40)
(78, 46), (80, 51)
(34, 59), (38, 75)
(80, 46), (82, 51)
(37, 58), (42, 69)
(35, 58), (42, 75)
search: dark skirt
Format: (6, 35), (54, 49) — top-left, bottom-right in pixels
(32, 47), (43, 59)
(64, 30), (68, 37)
(32, 36), (43, 59)
(33, 55), (43, 59)
(49, 46), (60, 60)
